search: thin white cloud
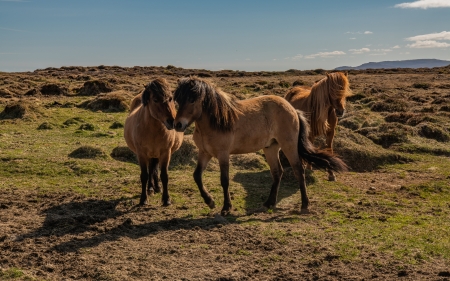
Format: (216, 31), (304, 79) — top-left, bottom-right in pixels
(346, 31), (374, 35)
(405, 31), (450, 41)
(393, 45), (401, 48)
(407, 40), (450, 48)
(0, 27), (28, 32)
(305, 51), (345, 59)
(395, 0), (450, 9)
(349, 37), (356, 40)
(349, 48), (371, 54)
(291, 54), (303, 60)
(405, 31), (450, 48)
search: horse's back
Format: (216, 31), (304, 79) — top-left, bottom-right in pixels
(129, 93), (142, 112)
(284, 86), (311, 111)
(223, 95), (299, 154)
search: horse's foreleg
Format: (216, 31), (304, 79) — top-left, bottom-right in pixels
(263, 145), (283, 209)
(159, 153), (171, 206)
(139, 159), (149, 205)
(218, 153), (231, 216)
(148, 158), (160, 194)
(193, 151), (215, 209)
(326, 112), (338, 181)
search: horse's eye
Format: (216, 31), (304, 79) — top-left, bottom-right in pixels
(153, 99), (159, 103)
(189, 98), (195, 104)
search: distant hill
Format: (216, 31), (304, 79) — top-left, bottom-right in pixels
(335, 59), (450, 70)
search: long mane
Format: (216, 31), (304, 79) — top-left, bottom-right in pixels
(175, 77), (242, 132)
(288, 72), (352, 138)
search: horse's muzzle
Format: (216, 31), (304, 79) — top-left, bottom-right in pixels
(174, 121), (186, 132)
(164, 118), (175, 130)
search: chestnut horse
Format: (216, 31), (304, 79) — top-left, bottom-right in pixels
(173, 77), (347, 215)
(124, 78), (183, 206)
(285, 72), (352, 181)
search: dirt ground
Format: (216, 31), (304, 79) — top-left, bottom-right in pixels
(1, 182), (449, 281)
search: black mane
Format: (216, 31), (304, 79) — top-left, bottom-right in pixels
(174, 77), (241, 132)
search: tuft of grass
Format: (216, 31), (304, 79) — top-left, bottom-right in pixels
(69, 145), (107, 159)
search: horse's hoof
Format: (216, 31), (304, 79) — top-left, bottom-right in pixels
(263, 201), (276, 209)
(300, 208), (310, 215)
(154, 187), (161, 193)
(139, 200), (148, 206)
(207, 200), (216, 209)
(162, 200), (171, 207)
(220, 209), (230, 216)
(328, 175), (336, 181)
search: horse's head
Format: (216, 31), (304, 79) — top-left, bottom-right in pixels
(142, 78), (177, 130)
(173, 77), (205, 132)
(327, 72), (351, 118)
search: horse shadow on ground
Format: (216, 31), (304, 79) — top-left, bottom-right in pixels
(17, 192), (305, 254)
(233, 168), (316, 213)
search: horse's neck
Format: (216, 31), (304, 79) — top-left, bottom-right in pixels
(140, 105), (163, 127)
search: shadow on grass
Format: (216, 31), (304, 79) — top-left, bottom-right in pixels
(233, 168), (315, 212)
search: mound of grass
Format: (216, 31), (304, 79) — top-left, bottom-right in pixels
(78, 91), (130, 112)
(384, 112), (416, 124)
(417, 123), (449, 142)
(78, 123), (96, 131)
(37, 122), (54, 130)
(346, 93), (366, 102)
(334, 127), (410, 172)
(170, 135), (198, 168)
(40, 84), (69, 96)
(0, 103), (28, 119)
(292, 80), (305, 86)
(339, 116), (362, 130)
(439, 105), (450, 112)
(63, 117), (84, 126)
(0, 88), (14, 98)
(359, 123), (414, 148)
(69, 146), (107, 159)
(24, 88), (40, 96)
(231, 154), (268, 170)
(370, 99), (408, 112)
(412, 83), (431, 89)
(77, 80), (113, 96)
(109, 121), (124, 129)
(111, 146), (137, 163)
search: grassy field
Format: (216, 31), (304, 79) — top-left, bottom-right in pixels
(0, 66), (449, 280)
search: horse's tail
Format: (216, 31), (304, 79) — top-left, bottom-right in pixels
(296, 110), (348, 173)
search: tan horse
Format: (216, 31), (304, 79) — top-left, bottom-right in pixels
(285, 72), (352, 181)
(124, 78), (183, 206)
(173, 77), (347, 215)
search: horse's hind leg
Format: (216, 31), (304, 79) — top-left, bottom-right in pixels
(281, 145), (309, 212)
(263, 144), (283, 209)
(193, 150), (215, 209)
(139, 159), (149, 205)
(159, 153), (171, 206)
(148, 158), (160, 194)
(217, 153), (231, 216)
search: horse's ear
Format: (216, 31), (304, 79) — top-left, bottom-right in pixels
(142, 88), (150, 106)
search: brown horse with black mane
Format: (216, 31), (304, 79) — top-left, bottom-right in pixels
(173, 76), (347, 215)
(124, 78), (183, 206)
(285, 72), (352, 181)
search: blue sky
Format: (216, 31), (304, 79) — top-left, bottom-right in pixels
(1, 0), (449, 72)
